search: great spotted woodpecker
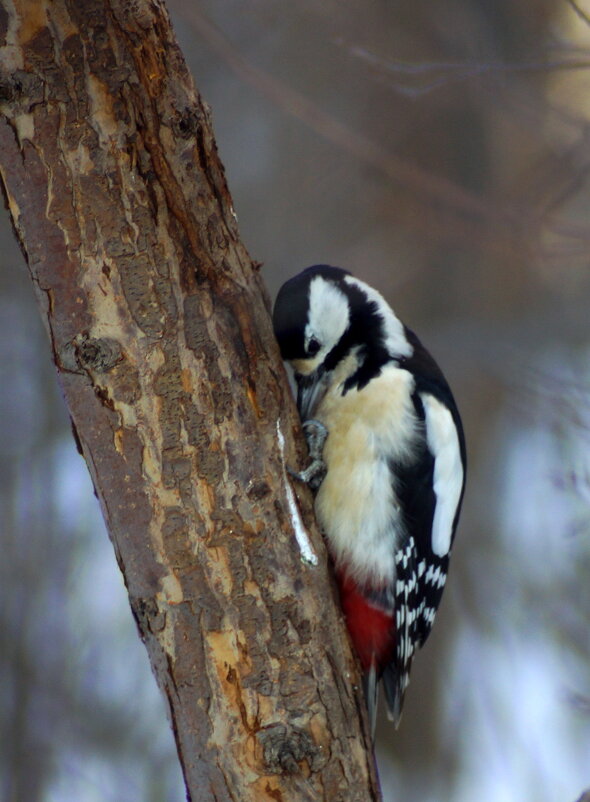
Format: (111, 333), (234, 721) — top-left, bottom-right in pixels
(273, 265), (466, 729)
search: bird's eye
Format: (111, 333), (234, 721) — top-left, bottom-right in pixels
(307, 336), (321, 357)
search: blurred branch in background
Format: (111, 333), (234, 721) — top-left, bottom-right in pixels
(343, 44), (590, 96)
(172, 2), (590, 268)
(566, 0), (590, 28)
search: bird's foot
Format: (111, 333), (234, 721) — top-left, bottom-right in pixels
(289, 419), (328, 490)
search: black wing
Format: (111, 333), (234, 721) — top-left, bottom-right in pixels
(382, 332), (466, 721)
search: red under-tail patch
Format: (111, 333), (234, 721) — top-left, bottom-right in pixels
(337, 571), (396, 673)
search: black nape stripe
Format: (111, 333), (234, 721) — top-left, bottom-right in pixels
(326, 287), (392, 393)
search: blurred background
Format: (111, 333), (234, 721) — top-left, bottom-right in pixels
(2, 1), (590, 800)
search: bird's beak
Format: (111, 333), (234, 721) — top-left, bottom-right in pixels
(296, 367), (329, 420)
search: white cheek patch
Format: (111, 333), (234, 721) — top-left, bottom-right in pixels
(305, 277), (349, 357)
(421, 393), (464, 557)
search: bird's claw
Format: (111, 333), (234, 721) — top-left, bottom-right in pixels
(289, 460), (326, 490)
(289, 419), (328, 490)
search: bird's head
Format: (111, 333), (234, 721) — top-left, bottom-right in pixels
(273, 265), (412, 417)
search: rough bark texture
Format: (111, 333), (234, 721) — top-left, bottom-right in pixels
(0, 1), (380, 800)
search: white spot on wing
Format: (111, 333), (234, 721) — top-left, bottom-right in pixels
(421, 393), (464, 557)
(276, 420), (318, 566)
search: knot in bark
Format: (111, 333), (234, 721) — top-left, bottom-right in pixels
(171, 106), (201, 139)
(75, 335), (123, 372)
(130, 596), (167, 634)
(0, 70), (44, 112)
(257, 723), (321, 775)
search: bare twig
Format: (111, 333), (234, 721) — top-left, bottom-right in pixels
(172, 4), (590, 262)
(340, 41), (590, 97)
(565, 0), (590, 29)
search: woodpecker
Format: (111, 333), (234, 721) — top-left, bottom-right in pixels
(273, 265), (466, 729)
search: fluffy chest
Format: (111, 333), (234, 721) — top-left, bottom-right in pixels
(313, 363), (419, 585)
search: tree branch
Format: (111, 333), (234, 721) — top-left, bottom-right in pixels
(0, 1), (380, 799)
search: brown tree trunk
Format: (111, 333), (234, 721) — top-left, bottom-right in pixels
(0, 1), (381, 800)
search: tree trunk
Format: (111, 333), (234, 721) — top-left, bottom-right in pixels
(0, 1), (380, 800)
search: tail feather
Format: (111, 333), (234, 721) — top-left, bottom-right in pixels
(382, 663), (408, 729)
(362, 662), (379, 737)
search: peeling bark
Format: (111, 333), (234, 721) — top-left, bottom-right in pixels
(0, 1), (381, 799)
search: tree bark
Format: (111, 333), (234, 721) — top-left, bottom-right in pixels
(0, 1), (380, 800)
